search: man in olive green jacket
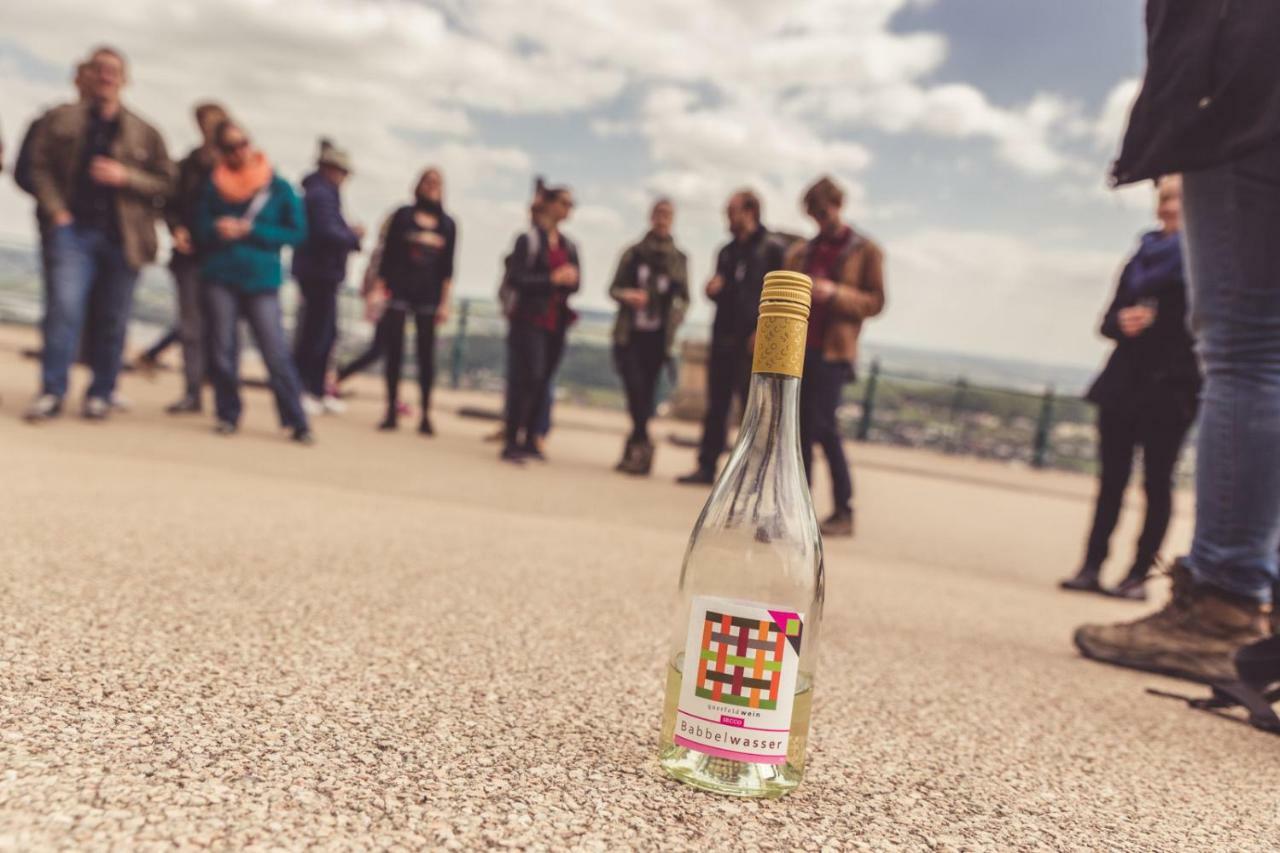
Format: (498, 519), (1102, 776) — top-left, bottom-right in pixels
(610, 198), (689, 475)
(25, 46), (174, 423)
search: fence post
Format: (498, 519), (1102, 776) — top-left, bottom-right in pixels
(449, 298), (470, 390)
(1032, 385), (1055, 469)
(856, 358), (880, 441)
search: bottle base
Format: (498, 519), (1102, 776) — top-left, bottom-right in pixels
(658, 744), (802, 798)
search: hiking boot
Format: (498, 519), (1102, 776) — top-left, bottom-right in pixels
(24, 394), (62, 423)
(677, 467), (716, 486)
(83, 396), (111, 421)
(1060, 566), (1103, 594)
(1074, 561), (1271, 684)
(820, 509), (855, 537)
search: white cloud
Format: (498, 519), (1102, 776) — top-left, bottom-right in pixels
(873, 228), (1127, 365)
(1093, 77), (1141, 152)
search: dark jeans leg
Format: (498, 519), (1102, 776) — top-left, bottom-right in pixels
(243, 290), (308, 430)
(800, 350), (854, 513)
(338, 314), (389, 381)
(293, 278), (338, 397)
(40, 224), (96, 399)
(506, 323), (542, 448)
(697, 341), (746, 471)
(203, 282), (243, 426)
(531, 330), (566, 444)
(173, 262), (205, 398)
(1083, 406), (1138, 569)
(382, 308), (408, 413)
(1133, 407), (1195, 571)
(624, 332), (666, 443)
(415, 311), (438, 413)
(1183, 145), (1280, 602)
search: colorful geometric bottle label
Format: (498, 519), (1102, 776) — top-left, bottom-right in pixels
(674, 595), (803, 765)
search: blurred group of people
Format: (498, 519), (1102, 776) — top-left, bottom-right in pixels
(7, 44), (887, 536)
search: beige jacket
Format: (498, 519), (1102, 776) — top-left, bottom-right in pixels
(30, 101), (174, 270)
(783, 232), (886, 366)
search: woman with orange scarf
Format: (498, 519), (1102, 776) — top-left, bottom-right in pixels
(194, 119), (313, 443)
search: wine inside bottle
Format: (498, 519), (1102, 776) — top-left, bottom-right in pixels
(658, 270), (824, 798)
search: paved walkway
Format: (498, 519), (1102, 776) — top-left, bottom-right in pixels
(0, 326), (1275, 851)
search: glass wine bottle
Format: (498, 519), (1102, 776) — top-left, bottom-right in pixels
(658, 270), (824, 798)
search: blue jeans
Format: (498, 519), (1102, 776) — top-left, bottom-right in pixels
(204, 282), (309, 431)
(40, 223), (138, 400)
(1183, 143), (1280, 603)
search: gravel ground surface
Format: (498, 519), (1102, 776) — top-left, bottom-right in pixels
(1, 326), (1277, 851)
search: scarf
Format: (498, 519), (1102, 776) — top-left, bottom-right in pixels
(212, 151), (273, 204)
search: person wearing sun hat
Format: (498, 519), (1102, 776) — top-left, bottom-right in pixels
(292, 137), (364, 416)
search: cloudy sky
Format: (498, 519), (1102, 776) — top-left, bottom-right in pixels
(0, 0), (1154, 369)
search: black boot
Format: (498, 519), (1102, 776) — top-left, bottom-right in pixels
(1060, 565), (1103, 594)
(623, 439), (654, 476)
(615, 437), (638, 472)
(1107, 560), (1155, 601)
(378, 410), (398, 431)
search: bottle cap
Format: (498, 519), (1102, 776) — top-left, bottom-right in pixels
(758, 271), (813, 323)
(753, 271), (813, 378)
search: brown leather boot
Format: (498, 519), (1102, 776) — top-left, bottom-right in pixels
(1074, 562), (1271, 684)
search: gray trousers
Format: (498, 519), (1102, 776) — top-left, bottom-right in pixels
(172, 261), (205, 399)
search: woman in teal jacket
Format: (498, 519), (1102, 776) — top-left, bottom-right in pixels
(195, 119), (313, 443)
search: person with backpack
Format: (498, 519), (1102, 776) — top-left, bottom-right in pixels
(194, 118), (312, 444)
(677, 189), (789, 485)
(609, 198), (689, 475)
(370, 167), (457, 434)
(500, 182), (580, 463)
(784, 175), (886, 537)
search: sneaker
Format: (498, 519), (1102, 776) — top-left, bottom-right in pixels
(83, 397), (111, 421)
(1073, 561), (1271, 684)
(301, 394), (325, 417)
(819, 509), (855, 537)
(521, 443), (547, 462)
(24, 394), (62, 423)
(500, 445), (527, 465)
(677, 467), (716, 486)
(109, 394), (132, 413)
(291, 427), (316, 446)
(321, 395), (347, 415)
(1060, 566), (1104, 594)
(214, 420), (238, 436)
(418, 416), (434, 436)
(165, 396), (202, 415)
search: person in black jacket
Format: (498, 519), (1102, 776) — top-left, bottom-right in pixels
(373, 167), (456, 434)
(677, 190), (788, 485)
(292, 139), (364, 416)
(1074, 0), (1280, 685)
(501, 183), (580, 463)
(1061, 177), (1200, 601)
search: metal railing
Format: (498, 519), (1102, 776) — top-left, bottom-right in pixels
(0, 238), (1103, 472)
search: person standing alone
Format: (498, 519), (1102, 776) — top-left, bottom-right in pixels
(24, 46), (174, 422)
(372, 167), (456, 434)
(677, 189), (788, 485)
(609, 198), (689, 475)
(1061, 176), (1200, 601)
(292, 139), (363, 417)
(785, 176), (886, 537)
